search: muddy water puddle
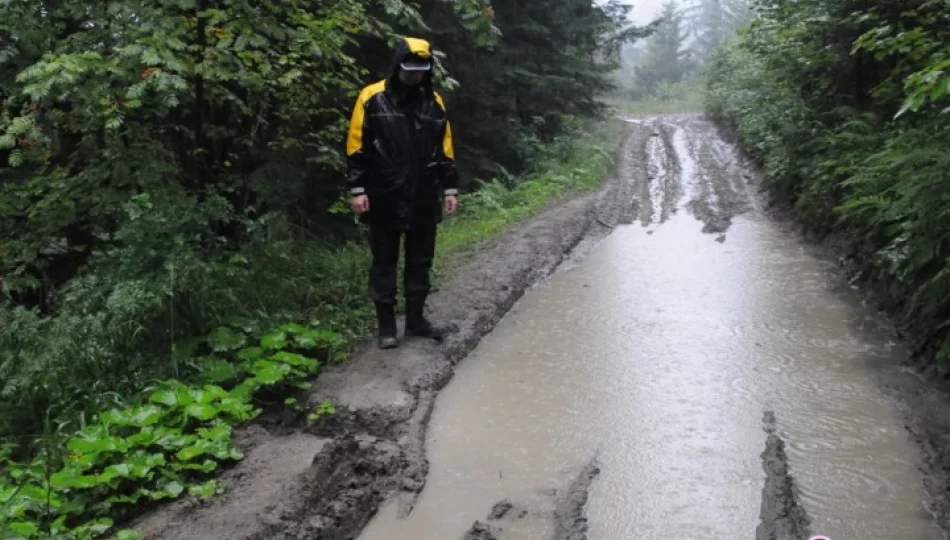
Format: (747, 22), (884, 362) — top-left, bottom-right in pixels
(358, 117), (943, 540)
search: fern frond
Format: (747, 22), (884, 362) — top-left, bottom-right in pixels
(909, 260), (950, 317)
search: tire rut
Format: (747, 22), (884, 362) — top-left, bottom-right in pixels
(641, 121), (680, 227)
(645, 114), (754, 235)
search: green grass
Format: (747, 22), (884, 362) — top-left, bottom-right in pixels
(601, 78), (705, 117)
(603, 95), (703, 117)
(436, 120), (622, 257)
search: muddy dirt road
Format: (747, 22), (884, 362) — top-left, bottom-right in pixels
(135, 116), (950, 540)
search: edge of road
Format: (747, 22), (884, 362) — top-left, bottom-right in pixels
(714, 118), (950, 538)
(764, 202), (950, 537)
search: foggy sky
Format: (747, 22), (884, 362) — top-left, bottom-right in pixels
(624, 0), (676, 25)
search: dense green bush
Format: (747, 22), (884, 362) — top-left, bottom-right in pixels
(0, 0), (647, 454)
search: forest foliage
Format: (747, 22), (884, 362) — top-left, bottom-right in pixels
(0, 0), (643, 536)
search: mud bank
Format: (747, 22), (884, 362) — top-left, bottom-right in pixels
(756, 412), (811, 540)
(555, 459), (601, 540)
(132, 121), (644, 539)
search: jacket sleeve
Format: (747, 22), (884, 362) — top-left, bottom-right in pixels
(345, 88), (373, 196)
(434, 92), (459, 197)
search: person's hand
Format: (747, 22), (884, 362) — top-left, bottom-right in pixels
(444, 195), (458, 215)
(351, 195), (369, 214)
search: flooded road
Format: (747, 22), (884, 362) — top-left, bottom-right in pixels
(357, 116), (945, 539)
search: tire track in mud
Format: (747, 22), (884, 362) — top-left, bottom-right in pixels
(641, 121), (681, 227)
(628, 115), (752, 234)
(685, 119), (755, 234)
(128, 116), (785, 540)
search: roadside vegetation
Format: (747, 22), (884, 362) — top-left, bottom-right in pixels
(703, 0), (950, 370)
(0, 0), (636, 537)
(0, 119), (623, 540)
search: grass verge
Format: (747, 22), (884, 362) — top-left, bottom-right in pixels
(433, 119), (625, 269)
(603, 95), (703, 117)
(0, 119), (626, 539)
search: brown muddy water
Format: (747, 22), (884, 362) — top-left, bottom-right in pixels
(358, 116), (945, 540)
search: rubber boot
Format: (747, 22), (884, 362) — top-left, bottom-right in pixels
(375, 302), (398, 349)
(405, 298), (444, 341)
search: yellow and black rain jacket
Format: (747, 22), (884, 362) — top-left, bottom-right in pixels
(345, 37), (459, 228)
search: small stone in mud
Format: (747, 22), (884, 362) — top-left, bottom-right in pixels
(463, 521), (500, 540)
(716, 234), (726, 243)
(488, 499), (528, 521)
(489, 499), (514, 519)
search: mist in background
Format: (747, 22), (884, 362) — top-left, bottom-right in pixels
(626, 0), (670, 25)
(606, 0), (754, 114)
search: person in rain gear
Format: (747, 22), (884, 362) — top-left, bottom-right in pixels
(345, 36), (460, 349)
